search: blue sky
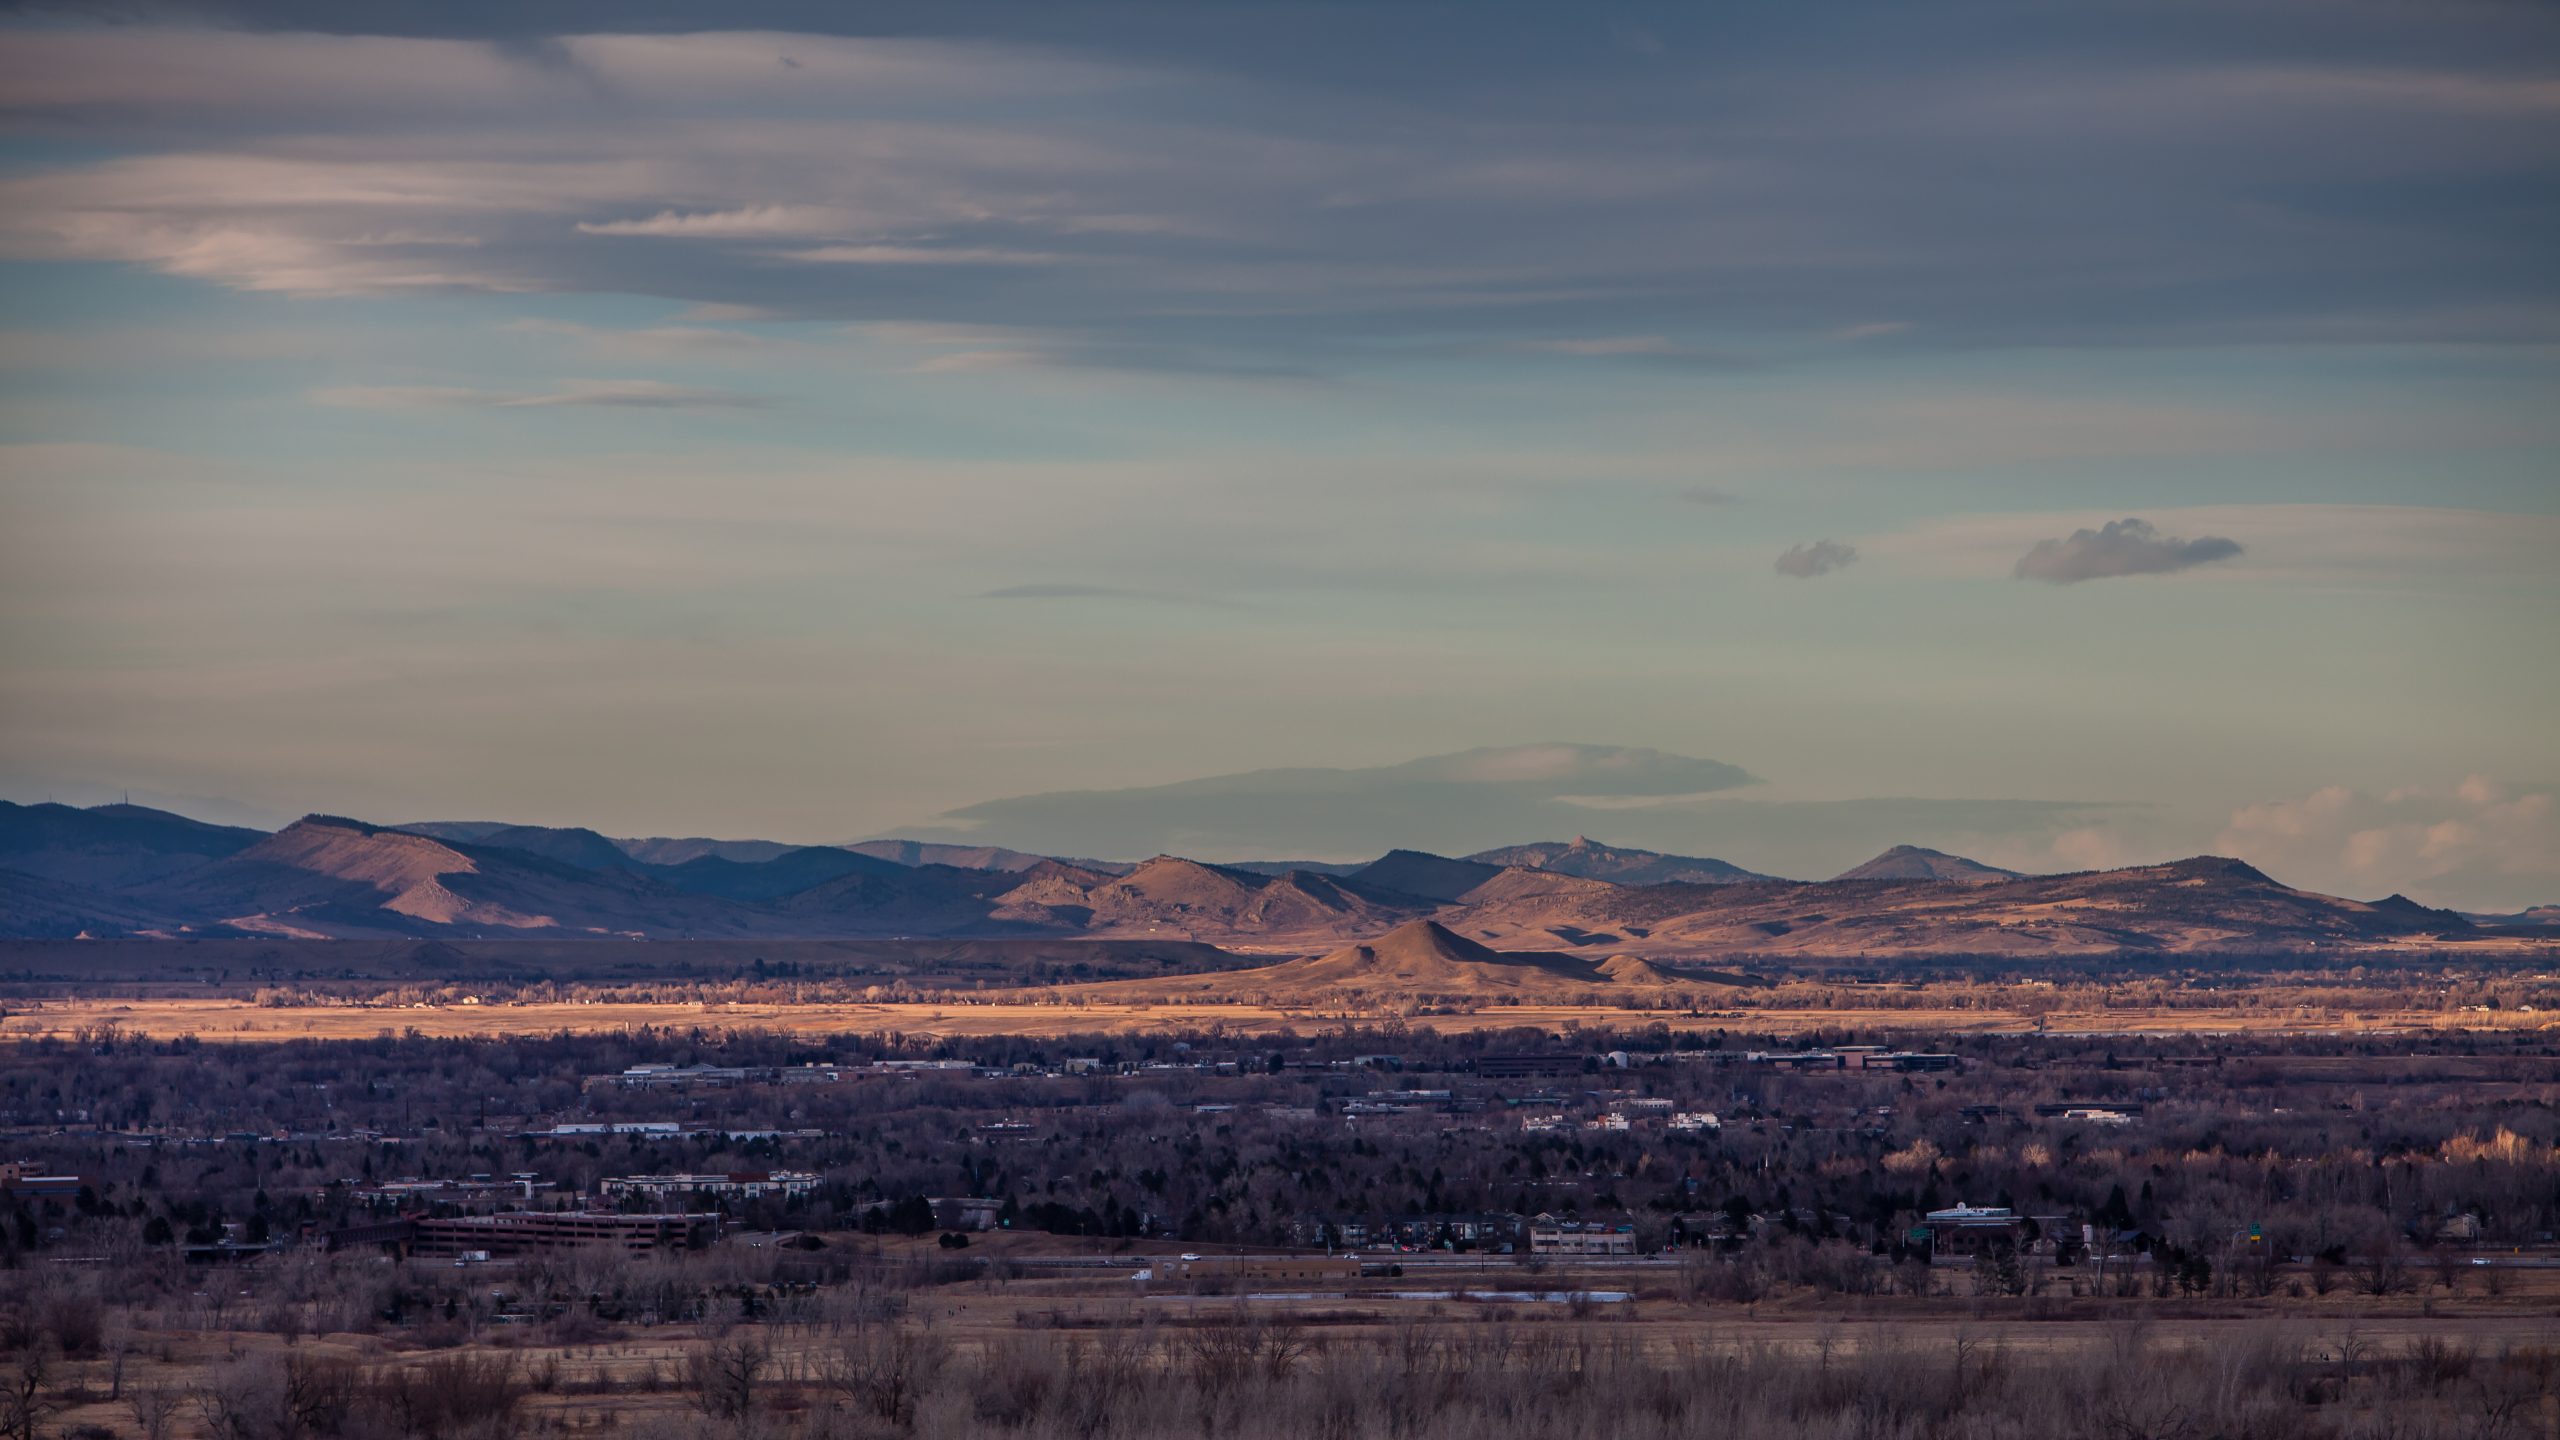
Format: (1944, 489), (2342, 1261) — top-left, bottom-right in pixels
(0, 2), (2554, 905)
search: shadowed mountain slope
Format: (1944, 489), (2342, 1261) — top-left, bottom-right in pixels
(1347, 849), (1504, 902)
(650, 847), (908, 903)
(846, 839), (1127, 874)
(0, 801), (266, 890)
(0, 868), (216, 939)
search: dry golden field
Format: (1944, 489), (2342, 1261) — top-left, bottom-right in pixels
(7, 992), (2558, 1043)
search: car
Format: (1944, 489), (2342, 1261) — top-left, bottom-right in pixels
(1180, 1253), (1201, 1261)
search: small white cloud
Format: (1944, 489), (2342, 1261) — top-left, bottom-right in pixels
(1774, 538), (1858, 578)
(2013, 517), (2242, 583)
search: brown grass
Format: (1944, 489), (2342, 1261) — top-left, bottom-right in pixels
(7, 993), (2555, 1042)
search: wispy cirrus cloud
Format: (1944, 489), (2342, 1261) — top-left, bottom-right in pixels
(3, 15), (2553, 353)
(979, 583), (1242, 610)
(781, 243), (1063, 266)
(575, 205), (853, 238)
(501, 318), (806, 362)
(309, 379), (768, 410)
(982, 583), (1160, 601)
(1516, 335), (1679, 357)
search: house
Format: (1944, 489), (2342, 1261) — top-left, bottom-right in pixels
(1529, 1214), (1637, 1255)
(1915, 1203), (2063, 1259)
(933, 1197), (1003, 1232)
(0, 1163), (85, 1198)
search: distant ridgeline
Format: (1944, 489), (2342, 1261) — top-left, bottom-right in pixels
(0, 799), (2496, 958)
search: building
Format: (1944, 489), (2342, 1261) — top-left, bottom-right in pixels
(1529, 1215), (1638, 1255)
(1477, 1053), (1584, 1080)
(933, 1197), (1003, 1231)
(589, 1062), (850, 1092)
(0, 1163), (85, 1198)
(600, 1171), (820, 1205)
(1914, 1203), (2063, 1259)
(1865, 1052), (1961, 1073)
(329, 1210), (719, 1258)
(346, 1173), (552, 1206)
(2054, 1107), (2134, 1126)
(1750, 1049), (1843, 1069)
(1667, 1112), (1721, 1133)
(594, 1063), (752, 1090)
(2034, 1100), (2143, 1119)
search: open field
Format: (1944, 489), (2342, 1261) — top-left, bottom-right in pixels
(11, 992), (2560, 1042)
(21, 1235), (2560, 1440)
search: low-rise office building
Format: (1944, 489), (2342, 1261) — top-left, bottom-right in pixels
(1529, 1215), (1638, 1255)
(601, 1170), (820, 1204)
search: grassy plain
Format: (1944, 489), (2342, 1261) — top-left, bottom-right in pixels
(32, 1235), (2560, 1440)
(8, 992), (2560, 1042)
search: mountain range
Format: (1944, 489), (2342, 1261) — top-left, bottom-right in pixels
(0, 798), (2511, 958)
(1081, 919), (1692, 1002)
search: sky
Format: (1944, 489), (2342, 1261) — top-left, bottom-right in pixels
(0, 1), (2554, 908)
